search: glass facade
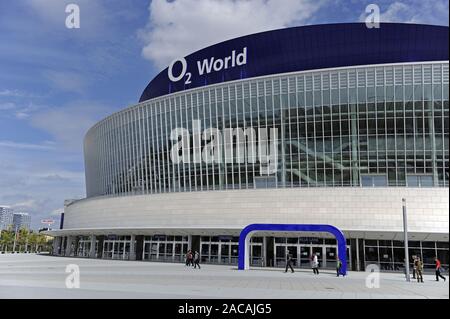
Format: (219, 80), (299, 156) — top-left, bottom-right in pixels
(85, 62), (449, 198)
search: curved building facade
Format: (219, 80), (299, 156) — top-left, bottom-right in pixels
(50, 23), (449, 272)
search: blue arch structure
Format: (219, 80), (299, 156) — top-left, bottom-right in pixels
(238, 224), (348, 275)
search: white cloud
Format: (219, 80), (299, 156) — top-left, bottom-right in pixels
(0, 145), (85, 230)
(30, 101), (109, 151)
(0, 102), (16, 110)
(0, 101), (48, 120)
(139, 0), (326, 69)
(11, 199), (37, 209)
(0, 140), (55, 151)
(0, 89), (23, 97)
(43, 70), (88, 93)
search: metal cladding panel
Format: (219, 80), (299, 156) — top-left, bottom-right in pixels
(139, 23), (449, 102)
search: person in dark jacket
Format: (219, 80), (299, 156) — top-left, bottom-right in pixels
(336, 256), (343, 277)
(284, 253), (295, 273)
(185, 250), (193, 266)
(193, 251), (201, 269)
(435, 257), (446, 282)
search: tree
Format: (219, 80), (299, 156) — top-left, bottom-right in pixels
(0, 227), (14, 253)
(28, 232), (39, 253)
(17, 228), (29, 252)
(37, 234), (49, 252)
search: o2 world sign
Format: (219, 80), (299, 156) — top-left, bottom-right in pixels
(168, 47), (248, 85)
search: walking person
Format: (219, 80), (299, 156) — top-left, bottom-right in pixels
(193, 251), (201, 269)
(336, 256), (342, 277)
(284, 253), (295, 273)
(185, 250), (191, 266)
(414, 256), (424, 283)
(435, 257), (446, 282)
(411, 255), (416, 279)
(311, 253), (319, 275)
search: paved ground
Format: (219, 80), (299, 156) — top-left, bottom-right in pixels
(0, 254), (448, 299)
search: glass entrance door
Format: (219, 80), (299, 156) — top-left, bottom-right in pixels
(275, 245), (286, 267)
(300, 246), (311, 268)
(325, 246), (337, 268)
(250, 244), (263, 266)
(312, 246), (323, 267)
(286, 246), (298, 267)
(210, 244), (219, 263)
(220, 244), (230, 264)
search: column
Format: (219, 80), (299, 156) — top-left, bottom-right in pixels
(89, 235), (96, 258)
(52, 237), (60, 255)
(350, 102), (359, 186)
(129, 235), (136, 260)
(356, 238), (360, 271)
(188, 235), (192, 250)
(262, 236), (267, 267)
(65, 236), (73, 257)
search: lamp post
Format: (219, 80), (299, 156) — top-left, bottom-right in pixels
(402, 198), (410, 282)
(12, 225), (18, 253)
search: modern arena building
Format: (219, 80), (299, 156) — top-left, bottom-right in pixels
(49, 23), (449, 272)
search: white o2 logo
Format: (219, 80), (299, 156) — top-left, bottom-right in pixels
(168, 57), (192, 85)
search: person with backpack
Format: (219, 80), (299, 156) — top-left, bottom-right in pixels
(193, 251), (201, 269)
(284, 253), (295, 273)
(435, 257), (446, 282)
(336, 256), (343, 277)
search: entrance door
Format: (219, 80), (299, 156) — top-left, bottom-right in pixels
(230, 243), (239, 264)
(275, 245), (286, 267)
(210, 244), (219, 263)
(299, 246), (311, 268)
(220, 243), (230, 264)
(312, 246), (323, 268)
(115, 241), (125, 260)
(251, 244), (263, 266)
(166, 242), (174, 262)
(325, 246), (337, 269)
(200, 242), (209, 263)
(158, 242), (166, 261)
(286, 246), (298, 267)
(174, 243), (183, 263)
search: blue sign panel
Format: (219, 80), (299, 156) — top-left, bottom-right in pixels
(140, 23), (449, 102)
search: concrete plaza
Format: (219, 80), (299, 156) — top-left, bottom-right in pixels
(0, 254), (448, 299)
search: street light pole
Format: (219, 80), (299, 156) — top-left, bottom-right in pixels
(402, 198), (410, 282)
(12, 225), (18, 252)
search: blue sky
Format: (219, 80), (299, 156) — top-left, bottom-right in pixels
(0, 0), (448, 229)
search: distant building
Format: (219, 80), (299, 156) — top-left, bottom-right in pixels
(0, 206), (14, 230)
(13, 212), (31, 230)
